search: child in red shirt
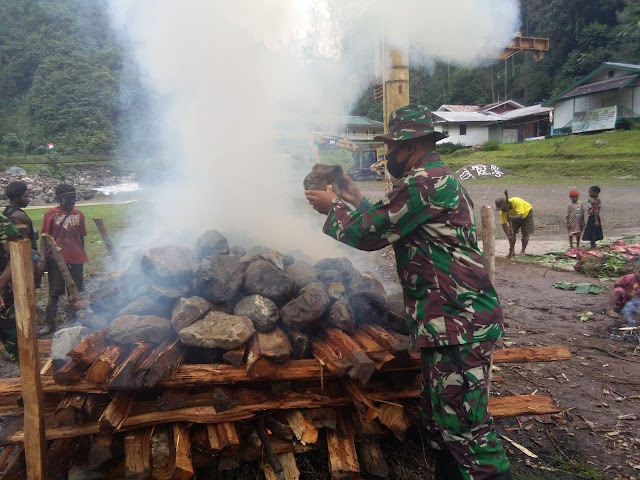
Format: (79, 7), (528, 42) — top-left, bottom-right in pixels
(607, 267), (640, 318)
(38, 184), (88, 332)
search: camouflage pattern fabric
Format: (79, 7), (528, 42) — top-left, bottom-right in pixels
(323, 152), (504, 348)
(0, 215), (21, 360)
(374, 104), (449, 142)
(421, 341), (510, 479)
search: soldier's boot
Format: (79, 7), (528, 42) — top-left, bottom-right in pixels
(45, 304), (57, 334)
(434, 450), (464, 480)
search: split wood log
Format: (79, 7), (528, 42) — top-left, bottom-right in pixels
(342, 378), (381, 421)
(157, 390), (189, 412)
(52, 359), (87, 385)
(351, 329), (395, 369)
(303, 408), (337, 430)
(172, 423), (194, 480)
(222, 344), (246, 367)
(246, 329), (292, 377)
(207, 422), (240, 451)
(98, 392), (135, 433)
(377, 403), (410, 441)
(41, 233), (80, 305)
(255, 417), (284, 480)
(68, 328), (109, 366)
(124, 427), (152, 480)
(312, 341), (351, 377)
(357, 439), (389, 478)
(10, 238), (47, 480)
(39, 357), (53, 376)
(326, 409), (359, 479)
(262, 452), (300, 480)
(108, 342), (154, 390)
(351, 409), (382, 438)
(359, 324), (410, 362)
(134, 339), (183, 389)
(264, 414), (294, 440)
(37, 338), (51, 356)
(284, 410), (319, 444)
(325, 328), (375, 385)
(1, 445), (25, 480)
(53, 393), (91, 426)
(93, 217), (119, 262)
(0, 345), (571, 396)
(149, 425), (174, 480)
(0, 393), (562, 445)
(86, 344), (127, 384)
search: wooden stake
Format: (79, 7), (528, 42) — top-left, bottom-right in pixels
(172, 423), (194, 480)
(481, 205), (496, 284)
(10, 238), (47, 480)
(92, 217), (118, 262)
(41, 233), (80, 305)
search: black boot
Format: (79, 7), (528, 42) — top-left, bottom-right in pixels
(434, 450), (464, 480)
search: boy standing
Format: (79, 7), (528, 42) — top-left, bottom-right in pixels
(38, 184), (88, 333)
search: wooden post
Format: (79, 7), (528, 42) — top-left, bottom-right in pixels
(41, 233), (80, 304)
(92, 218), (118, 263)
(481, 205), (496, 285)
(10, 238), (47, 479)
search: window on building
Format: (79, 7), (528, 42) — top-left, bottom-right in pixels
(442, 128), (449, 135)
(608, 70), (615, 79)
(459, 123), (467, 135)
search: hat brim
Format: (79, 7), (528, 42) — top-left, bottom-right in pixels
(373, 130), (449, 143)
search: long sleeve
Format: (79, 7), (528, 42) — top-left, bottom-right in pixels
(323, 174), (456, 251)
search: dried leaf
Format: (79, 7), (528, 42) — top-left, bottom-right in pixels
(500, 435), (539, 459)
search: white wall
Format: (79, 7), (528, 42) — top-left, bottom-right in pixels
(634, 86), (640, 114)
(435, 123), (489, 146)
(553, 100), (573, 129)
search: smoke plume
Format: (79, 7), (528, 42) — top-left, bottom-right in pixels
(107, 0), (520, 257)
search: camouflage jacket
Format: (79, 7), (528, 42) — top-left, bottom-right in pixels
(323, 153), (504, 348)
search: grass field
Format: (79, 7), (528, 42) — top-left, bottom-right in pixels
(27, 202), (143, 276)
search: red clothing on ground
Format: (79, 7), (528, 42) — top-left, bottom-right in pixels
(41, 207), (88, 264)
(613, 273), (640, 308)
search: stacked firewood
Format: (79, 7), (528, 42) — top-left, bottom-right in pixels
(0, 230), (571, 479)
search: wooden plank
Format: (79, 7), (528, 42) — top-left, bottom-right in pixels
(93, 217), (119, 262)
(342, 378), (380, 421)
(99, 392), (135, 433)
(68, 328), (109, 366)
(37, 339), (51, 356)
(326, 409), (359, 479)
(109, 343), (154, 390)
(325, 328), (375, 385)
(351, 329), (395, 369)
(10, 238), (47, 480)
(377, 403), (410, 441)
(262, 452), (300, 480)
(284, 410), (318, 444)
(492, 346), (571, 364)
(86, 344), (127, 384)
(357, 440), (388, 478)
(134, 339), (183, 389)
(41, 233), (80, 304)
(172, 423), (194, 480)
(124, 427), (152, 479)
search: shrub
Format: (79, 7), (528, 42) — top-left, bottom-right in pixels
(436, 142), (468, 155)
(480, 140), (501, 151)
(2, 133), (21, 154)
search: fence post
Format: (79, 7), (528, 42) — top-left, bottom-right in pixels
(481, 205), (496, 285)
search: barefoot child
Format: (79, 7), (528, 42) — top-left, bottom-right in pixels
(566, 189), (585, 248)
(582, 186), (603, 249)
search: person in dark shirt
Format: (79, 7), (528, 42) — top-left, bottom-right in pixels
(38, 184), (88, 333)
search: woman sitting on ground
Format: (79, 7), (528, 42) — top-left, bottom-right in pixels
(607, 266), (640, 318)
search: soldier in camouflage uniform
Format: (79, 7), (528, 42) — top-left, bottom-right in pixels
(0, 215), (22, 361)
(306, 104), (512, 480)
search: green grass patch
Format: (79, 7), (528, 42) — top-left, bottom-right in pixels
(441, 130), (640, 180)
(27, 202), (143, 276)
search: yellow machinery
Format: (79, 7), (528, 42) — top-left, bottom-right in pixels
(311, 133), (385, 181)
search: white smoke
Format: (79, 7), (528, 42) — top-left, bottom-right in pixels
(107, 0), (520, 257)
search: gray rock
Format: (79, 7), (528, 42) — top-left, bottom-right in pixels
(109, 315), (172, 345)
(239, 253), (261, 266)
(234, 295), (279, 333)
(243, 259), (297, 306)
(349, 291), (388, 325)
(327, 282), (346, 302)
(75, 309), (109, 331)
(142, 284), (186, 303)
(229, 246), (247, 256)
(116, 295), (173, 319)
(195, 229), (229, 259)
(141, 246), (196, 284)
(349, 272), (387, 297)
(5, 166), (27, 175)
(303, 164), (344, 194)
(51, 325), (89, 367)
(386, 293), (410, 335)
(193, 254), (244, 304)
(178, 311), (255, 350)
(386, 293), (405, 317)
(259, 249), (284, 270)
(282, 254), (295, 267)
(281, 282), (331, 329)
(89, 286), (128, 319)
(172, 296), (212, 332)
(314, 257), (359, 285)
(285, 261), (319, 290)
(318, 269), (343, 284)
(327, 300), (356, 333)
(68, 465), (105, 480)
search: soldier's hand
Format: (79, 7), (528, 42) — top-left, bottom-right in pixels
(339, 174), (363, 208)
(305, 186), (339, 215)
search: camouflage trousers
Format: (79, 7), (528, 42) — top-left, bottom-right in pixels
(420, 341), (510, 480)
(0, 285), (18, 361)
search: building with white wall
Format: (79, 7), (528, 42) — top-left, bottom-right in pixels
(544, 62), (640, 134)
(432, 111), (502, 146)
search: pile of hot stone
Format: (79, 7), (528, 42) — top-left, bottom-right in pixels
(0, 229), (568, 480)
